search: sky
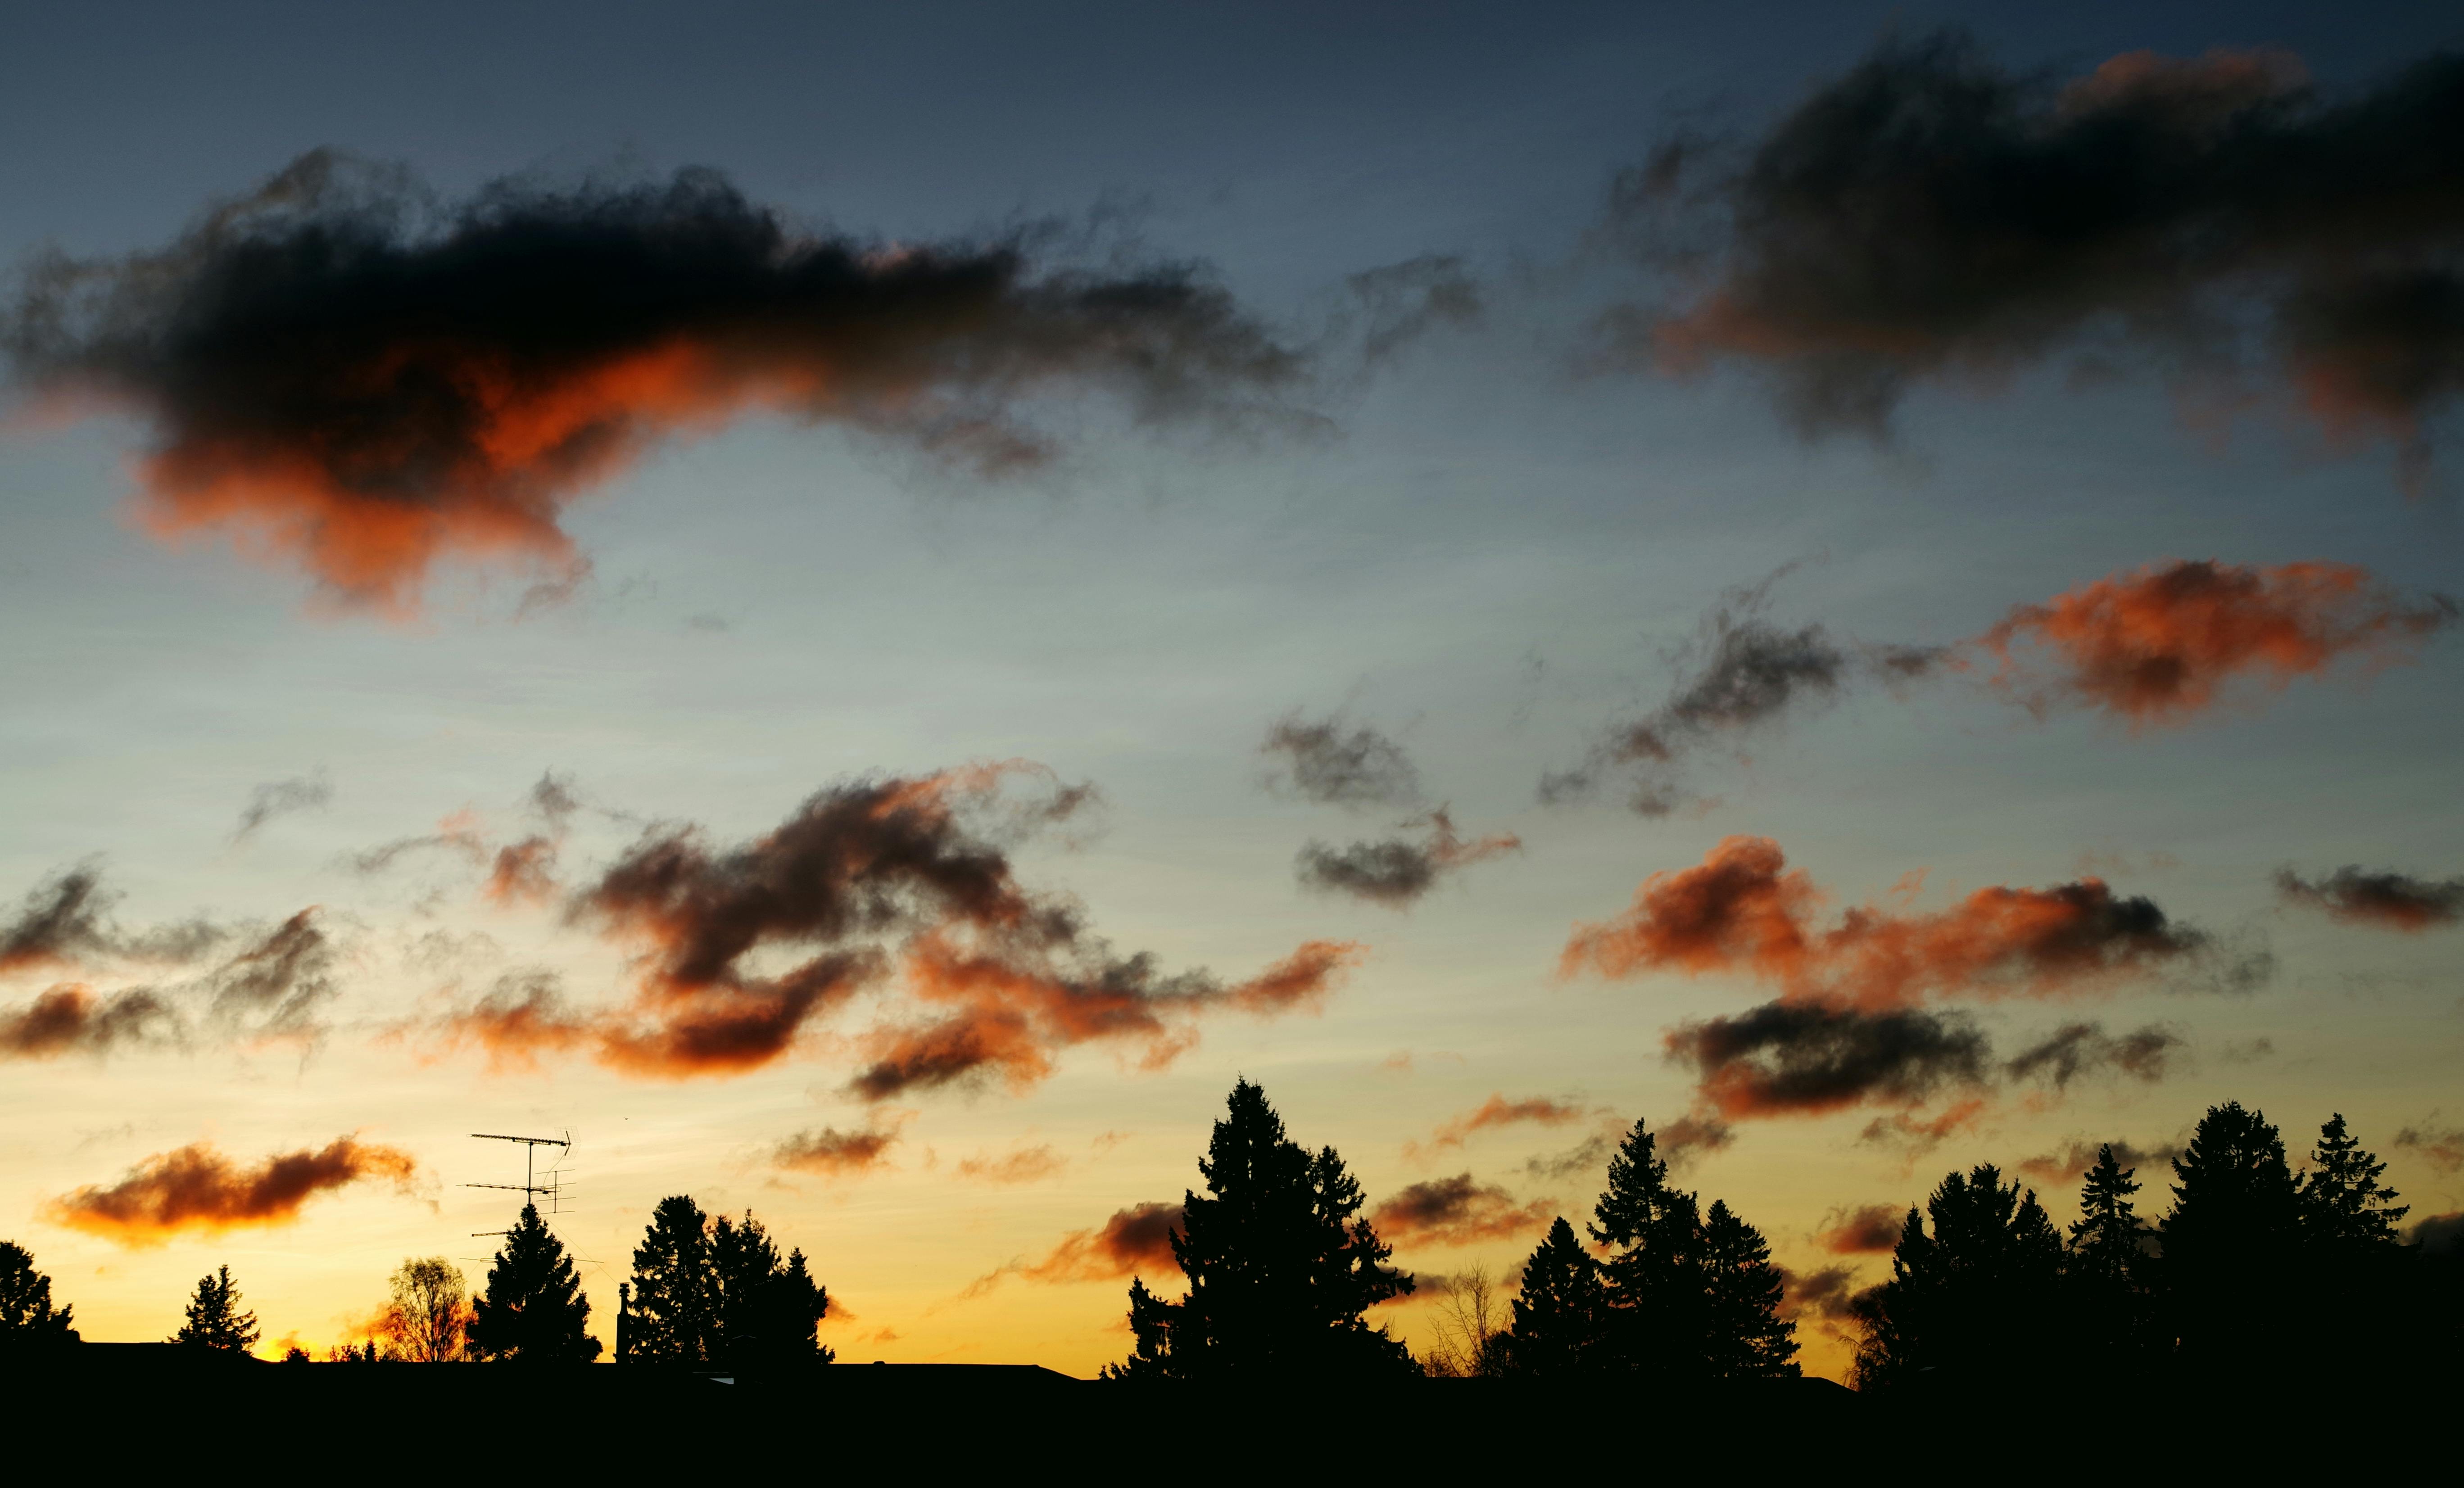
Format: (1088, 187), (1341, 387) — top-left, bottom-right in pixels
(2, 0), (2460, 1380)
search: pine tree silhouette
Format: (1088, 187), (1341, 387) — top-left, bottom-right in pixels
(1107, 1078), (1415, 1380)
(624, 1195), (713, 1364)
(2300, 1114), (2408, 1253)
(1501, 1217), (1607, 1378)
(708, 1212), (832, 1369)
(2065, 1144), (2155, 1373)
(1852, 1166), (2060, 1389)
(1590, 1118), (1706, 1378)
(467, 1203), (601, 1363)
(0, 1241), (77, 1344)
(1700, 1200), (1799, 1379)
(2162, 1101), (2300, 1365)
(172, 1265), (260, 1353)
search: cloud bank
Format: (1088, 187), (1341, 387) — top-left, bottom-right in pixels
(46, 1135), (420, 1244)
(6, 152), (1306, 611)
(1612, 33), (2464, 475)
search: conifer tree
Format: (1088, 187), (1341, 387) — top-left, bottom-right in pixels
(1851, 1166), (2061, 1388)
(1700, 1200), (1799, 1379)
(1501, 1217), (1607, 1378)
(0, 1241), (77, 1343)
(707, 1212), (832, 1368)
(1107, 1078), (1414, 1380)
(1588, 1118), (1705, 1377)
(2299, 1114), (2408, 1253)
(467, 1204), (601, 1363)
(172, 1265), (260, 1353)
(2065, 1145), (2153, 1373)
(623, 1194), (713, 1363)
(2162, 1101), (2301, 1363)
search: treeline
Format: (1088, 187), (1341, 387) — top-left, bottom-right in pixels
(1851, 1104), (2451, 1388)
(1101, 1081), (2462, 1388)
(1106, 1080), (1798, 1381)
(0, 1192), (827, 1368)
(7, 1086), (2456, 1387)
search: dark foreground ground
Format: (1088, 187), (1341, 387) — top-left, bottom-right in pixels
(4, 1343), (2436, 1472)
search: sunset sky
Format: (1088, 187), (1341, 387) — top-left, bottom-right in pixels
(3, 1), (2460, 1380)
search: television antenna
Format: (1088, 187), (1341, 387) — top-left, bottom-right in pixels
(467, 1130), (571, 1235)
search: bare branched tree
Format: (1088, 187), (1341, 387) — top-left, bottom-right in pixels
(384, 1257), (472, 1363)
(1418, 1261), (1508, 1378)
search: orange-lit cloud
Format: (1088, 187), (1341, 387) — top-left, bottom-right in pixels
(2393, 1120), (2464, 1176)
(1977, 561), (2454, 726)
(954, 1144), (1066, 1185)
(46, 1135), (420, 1245)
(1817, 1203), (1905, 1255)
(2015, 1136), (2182, 1186)
(0, 984), (177, 1059)
(961, 1201), (1185, 1299)
(1412, 1094), (1592, 1158)
(14, 153), (1303, 614)
(1562, 836), (2204, 1009)
(2278, 865), (2464, 931)
(420, 764), (1358, 1094)
(771, 1121), (903, 1180)
(1369, 1174), (1554, 1248)
(852, 933), (1358, 1099)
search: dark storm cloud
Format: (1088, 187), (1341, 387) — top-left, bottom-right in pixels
(1542, 574), (1937, 814)
(2003, 1021), (2183, 1088)
(2278, 865), (2464, 931)
(233, 771), (333, 841)
(1294, 808), (1520, 908)
(425, 764), (1358, 1092)
(1606, 32), (2464, 474)
(1260, 713), (1423, 808)
(5, 150), (1309, 612)
(1664, 1000), (1990, 1118)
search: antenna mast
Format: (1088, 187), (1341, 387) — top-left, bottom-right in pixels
(467, 1131), (571, 1235)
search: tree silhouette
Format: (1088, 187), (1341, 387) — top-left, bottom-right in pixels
(1590, 1118), (1706, 1377)
(2300, 1114), (2407, 1253)
(623, 1195), (713, 1363)
(1852, 1166), (2061, 1389)
(1419, 1262), (1507, 1377)
(1501, 1217), (1607, 1378)
(2065, 1144), (2155, 1372)
(0, 1241), (77, 1344)
(383, 1257), (472, 1362)
(2162, 1101), (2300, 1364)
(1108, 1078), (1414, 1380)
(173, 1265), (260, 1353)
(467, 1203), (601, 1363)
(708, 1211), (832, 1369)
(1700, 1200), (1798, 1379)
